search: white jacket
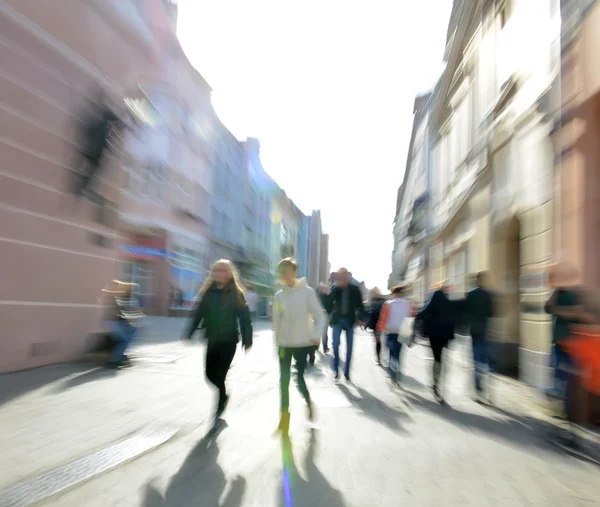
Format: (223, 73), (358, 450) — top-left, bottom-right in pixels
(273, 278), (327, 348)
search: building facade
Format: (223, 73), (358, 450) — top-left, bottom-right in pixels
(554, 0), (600, 288)
(0, 0), (193, 372)
(390, 93), (433, 307)
(393, 0), (562, 386)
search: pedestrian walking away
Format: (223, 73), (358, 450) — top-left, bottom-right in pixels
(376, 285), (414, 381)
(184, 259), (253, 424)
(273, 258), (327, 435)
(327, 267), (366, 381)
(317, 283), (332, 355)
(417, 281), (455, 404)
(367, 287), (386, 365)
(464, 271), (495, 402)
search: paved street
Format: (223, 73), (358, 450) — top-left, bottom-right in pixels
(1, 318), (599, 506)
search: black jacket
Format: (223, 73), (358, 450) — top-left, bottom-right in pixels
(186, 284), (252, 347)
(465, 287), (494, 337)
(327, 284), (366, 326)
(417, 289), (454, 342)
(367, 297), (386, 330)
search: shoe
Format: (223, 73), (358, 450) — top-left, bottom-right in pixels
(323, 347), (330, 354)
(333, 372), (340, 382)
(106, 362), (120, 370)
(276, 410), (291, 436)
(373, 358), (380, 366)
(390, 359), (399, 373)
(309, 356), (316, 367)
(344, 374), (351, 383)
(307, 400), (315, 422)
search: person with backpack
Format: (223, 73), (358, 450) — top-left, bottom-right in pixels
(184, 259), (253, 424)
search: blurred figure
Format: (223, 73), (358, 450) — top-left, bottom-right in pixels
(328, 268), (366, 381)
(184, 260), (252, 424)
(69, 86), (123, 199)
(102, 280), (144, 369)
(246, 285), (258, 321)
(317, 283), (331, 354)
(367, 287), (386, 365)
(545, 262), (585, 414)
(417, 281), (454, 404)
(377, 285), (414, 380)
(465, 271), (495, 402)
(273, 258), (326, 435)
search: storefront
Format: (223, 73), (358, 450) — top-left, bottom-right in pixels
(117, 235), (167, 314)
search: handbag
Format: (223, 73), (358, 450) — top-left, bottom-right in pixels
(398, 317), (414, 344)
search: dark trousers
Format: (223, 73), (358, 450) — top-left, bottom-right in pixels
(471, 334), (490, 392)
(279, 346), (311, 411)
(373, 331), (382, 359)
(332, 317), (354, 377)
(205, 341), (237, 409)
(429, 338), (449, 391)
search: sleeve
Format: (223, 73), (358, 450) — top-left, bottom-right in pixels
(376, 302), (389, 334)
(325, 288), (335, 314)
(272, 292), (282, 345)
(186, 297), (205, 339)
(356, 288), (367, 322)
(237, 302), (253, 348)
(308, 288), (327, 341)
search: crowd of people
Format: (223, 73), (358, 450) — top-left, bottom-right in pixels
(100, 257), (599, 440)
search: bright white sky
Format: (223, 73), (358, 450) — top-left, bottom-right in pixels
(177, 0), (452, 289)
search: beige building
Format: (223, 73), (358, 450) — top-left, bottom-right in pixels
(0, 0), (213, 372)
(426, 0), (561, 386)
(390, 93), (432, 307)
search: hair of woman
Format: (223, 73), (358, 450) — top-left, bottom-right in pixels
(197, 259), (247, 307)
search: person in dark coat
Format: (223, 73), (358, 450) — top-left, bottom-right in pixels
(367, 287), (386, 365)
(327, 268), (366, 381)
(417, 280), (454, 403)
(465, 271), (495, 400)
(184, 259), (252, 424)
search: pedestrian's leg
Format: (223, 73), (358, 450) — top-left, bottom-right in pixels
(278, 347), (293, 434)
(374, 332), (382, 364)
(344, 323), (355, 380)
(430, 339), (443, 401)
(216, 342), (237, 414)
(108, 321), (132, 365)
(332, 324), (342, 377)
(386, 334), (398, 375)
(322, 326), (329, 352)
(292, 348), (313, 418)
(472, 337), (485, 394)
(397, 342), (403, 378)
(205, 343), (221, 390)
(308, 345), (316, 367)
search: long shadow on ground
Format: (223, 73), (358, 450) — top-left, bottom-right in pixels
(142, 422), (246, 507)
(278, 429), (345, 507)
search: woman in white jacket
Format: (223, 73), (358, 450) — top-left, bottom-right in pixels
(273, 258), (327, 435)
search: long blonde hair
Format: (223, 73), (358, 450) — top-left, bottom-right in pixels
(197, 259), (247, 307)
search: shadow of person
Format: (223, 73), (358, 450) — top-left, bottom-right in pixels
(142, 422), (247, 507)
(336, 383), (410, 434)
(279, 430), (345, 507)
(402, 390), (593, 460)
(53, 367), (117, 392)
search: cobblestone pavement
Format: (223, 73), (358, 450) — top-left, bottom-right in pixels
(1, 320), (599, 506)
